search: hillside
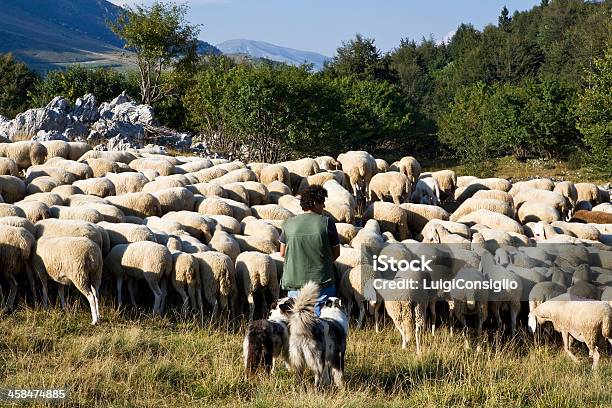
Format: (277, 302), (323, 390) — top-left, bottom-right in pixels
(0, 0), (219, 71)
(217, 39), (329, 71)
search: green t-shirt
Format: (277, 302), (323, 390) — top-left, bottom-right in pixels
(279, 213), (339, 290)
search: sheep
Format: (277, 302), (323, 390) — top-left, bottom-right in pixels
(0, 226), (36, 310)
(66, 194), (107, 206)
(410, 177), (441, 205)
(277, 194), (302, 216)
(162, 211), (216, 243)
(336, 151), (377, 197)
(509, 178), (555, 196)
(246, 162), (268, 178)
(383, 269), (431, 352)
(49, 205), (104, 223)
(233, 234), (278, 254)
(32, 236), (102, 324)
(551, 221), (600, 241)
(238, 181), (269, 205)
(296, 172), (340, 194)
(174, 232), (208, 253)
(153, 187), (195, 214)
(350, 222), (386, 254)
(0, 157), (18, 176)
(67, 142), (92, 161)
(26, 176), (63, 195)
(34, 218), (108, 254)
(574, 182), (600, 205)
(514, 189), (568, 219)
(221, 182), (250, 205)
(186, 182), (226, 198)
(528, 282), (567, 312)
(363, 202), (409, 241)
(458, 209), (523, 234)
(217, 198), (251, 221)
(448, 267), (489, 337)
(209, 214), (241, 234)
(369, 171), (412, 205)
(141, 177), (186, 194)
(171, 252), (203, 317)
(195, 196), (234, 218)
(51, 185), (83, 201)
(279, 158), (320, 192)
(235, 251), (279, 322)
(104, 241), (173, 314)
(128, 158), (174, 176)
(390, 156), (421, 183)
(241, 218), (280, 243)
(315, 156), (340, 171)
(324, 200), (355, 224)
(105, 172), (149, 195)
(106, 192), (162, 218)
(13, 200), (49, 223)
(97, 221), (157, 247)
(421, 219), (471, 241)
(211, 168), (257, 185)
(479, 252), (522, 335)
(143, 216), (187, 236)
(323, 179), (356, 210)
(421, 222), (471, 247)
(528, 295), (612, 369)
(554, 181), (578, 211)
(567, 280), (602, 300)
(177, 158), (213, 173)
(430, 170), (457, 201)
(259, 164), (290, 186)
(339, 264), (381, 330)
(374, 158), (389, 173)
(570, 210), (612, 224)
(140, 153), (180, 165)
(471, 189), (514, 206)
(592, 203), (612, 214)
(213, 160), (245, 172)
(43, 158), (93, 180)
(41, 140), (70, 159)
(450, 198), (514, 222)
(517, 202), (561, 224)
(78, 203), (125, 223)
(0, 141), (47, 169)
(192, 167), (228, 183)
(193, 251), (237, 316)
(209, 230), (241, 263)
(72, 177), (115, 198)
(0, 216), (35, 235)
(336, 223), (361, 245)
(454, 184), (490, 203)
(0, 203), (26, 218)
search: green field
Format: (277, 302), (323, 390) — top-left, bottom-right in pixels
(1, 304), (611, 407)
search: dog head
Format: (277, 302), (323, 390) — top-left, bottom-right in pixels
(322, 297), (345, 312)
(269, 297), (294, 321)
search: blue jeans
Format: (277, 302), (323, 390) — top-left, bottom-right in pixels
(287, 285), (336, 317)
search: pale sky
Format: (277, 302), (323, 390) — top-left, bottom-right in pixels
(109, 0), (542, 56)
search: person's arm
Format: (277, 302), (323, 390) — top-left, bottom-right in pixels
(327, 217), (341, 261)
(279, 230), (286, 258)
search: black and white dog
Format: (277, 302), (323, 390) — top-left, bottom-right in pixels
(242, 297), (292, 377)
(287, 282), (349, 388)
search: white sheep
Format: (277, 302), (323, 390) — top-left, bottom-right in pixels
(192, 251), (237, 316)
(528, 295), (612, 369)
(0, 226), (36, 310)
(31, 236), (102, 324)
(336, 151), (377, 197)
(368, 171), (412, 205)
(170, 251), (203, 318)
(235, 251), (279, 322)
(363, 202), (409, 241)
(104, 241), (173, 314)
(410, 177), (441, 205)
(162, 211), (215, 243)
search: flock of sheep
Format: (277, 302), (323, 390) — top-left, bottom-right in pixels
(1, 141), (611, 368)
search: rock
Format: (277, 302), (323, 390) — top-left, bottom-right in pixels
(32, 130), (69, 142)
(107, 135), (138, 151)
(72, 94), (99, 123)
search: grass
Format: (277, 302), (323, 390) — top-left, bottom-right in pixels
(1, 303), (611, 407)
(422, 156), (610, 185)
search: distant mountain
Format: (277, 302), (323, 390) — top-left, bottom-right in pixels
(217, 39), (329, 71)
(0, 0), (220, 71)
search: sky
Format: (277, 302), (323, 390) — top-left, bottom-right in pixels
(109, 0), (542, 57)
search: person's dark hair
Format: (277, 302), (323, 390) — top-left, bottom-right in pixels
(299, 185), (328, 211)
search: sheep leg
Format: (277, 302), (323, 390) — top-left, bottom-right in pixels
(429, 299), (437, 335)
(247, 292), (255, 323)
(415, 303), (427, 355)
(174, 283), (189, 318)
(116, 278), (124, 308)
(491, 302), (502, 333)
(38, 270), (49, 309)
(85, 291), (99, 325)
(58, 285), (67, 310)
(159, 278), (168, 313)
(591, 345), (600, 370)
(91, 284), (101, 323)
(561, 331), (579, 363)
(509, 302), (520, 337)
(147, 279), (163, 315)
(3, 274), (18, 313)
(188, 283), (197, 311)
(25, 263), (38, 306)
(356, 301), (365, 329)
(127, 279), (137, 306)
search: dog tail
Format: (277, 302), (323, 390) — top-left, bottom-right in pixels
(243, 323), (273, 377)
(289, 281), (320, 338)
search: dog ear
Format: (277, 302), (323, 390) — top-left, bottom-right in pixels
(269, 300), (278, 310)
(324, 298), (333, 308)
(279, 299), (293, 312)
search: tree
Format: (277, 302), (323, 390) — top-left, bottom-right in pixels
(28, 66), (135, 107)
(576, 45), (612, 175)
(499, 6), (512, 32)
(0, 53), (38, 118)
(324, 34), (395, 81)
(109, 1), (200, 105)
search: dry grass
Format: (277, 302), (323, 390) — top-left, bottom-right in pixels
(1, 304), (611, 407)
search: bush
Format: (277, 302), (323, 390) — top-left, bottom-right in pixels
(0, 53), (38, 118)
